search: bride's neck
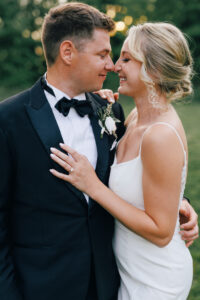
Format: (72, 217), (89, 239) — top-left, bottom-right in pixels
(134, 95), (169, 126)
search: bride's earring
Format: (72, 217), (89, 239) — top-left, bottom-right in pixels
(141, 64), (159, 108)
(147, 82), (159, 107)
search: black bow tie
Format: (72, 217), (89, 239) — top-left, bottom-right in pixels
(41, 76), (93, 117)
(55, 97), (93, 117)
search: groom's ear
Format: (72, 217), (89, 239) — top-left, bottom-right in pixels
(60, 40), (76, 65)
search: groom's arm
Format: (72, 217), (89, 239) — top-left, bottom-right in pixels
(0, 128), (23, 300)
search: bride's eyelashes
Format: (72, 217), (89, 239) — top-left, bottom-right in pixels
(122, 58), (130, 62)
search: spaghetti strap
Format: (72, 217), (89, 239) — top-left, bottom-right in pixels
(139, 122), (186, 161)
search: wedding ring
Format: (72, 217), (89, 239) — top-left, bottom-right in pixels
(69, 167), (74, 173)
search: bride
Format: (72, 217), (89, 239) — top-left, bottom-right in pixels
(50, 23), (193, 299)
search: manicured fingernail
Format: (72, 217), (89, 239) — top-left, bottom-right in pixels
(59, 143), (64, 147)
(50, 154), (55, 158)
(49, 169), (54, 173)
(50, 147), (56, 152)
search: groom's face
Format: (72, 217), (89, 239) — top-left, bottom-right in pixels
(72, 29), (114, 93)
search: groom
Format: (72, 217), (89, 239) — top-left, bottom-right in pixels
(0, 2), (198, 300)
(0, 3), (124, 300)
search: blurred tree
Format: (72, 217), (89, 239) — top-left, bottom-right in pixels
(0, 0), (57, 87)
(0, 0), (199, 91)
(149, 0), (200, 82)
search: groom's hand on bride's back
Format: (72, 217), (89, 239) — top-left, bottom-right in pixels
(179, 199), (199, 247)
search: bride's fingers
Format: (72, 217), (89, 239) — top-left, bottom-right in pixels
(59, 143), (82, 162)
(94, 90), (106, 98)
(50, 147), (75, 166)
(50, 168), (71, 182)
(103, 89), (115, 103)
(94, 89), (115, 103)
(114, 92), (119, 101)
(50, 153), (72, 172)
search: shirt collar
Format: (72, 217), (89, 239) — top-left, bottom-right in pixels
(45, 73), (86, 101)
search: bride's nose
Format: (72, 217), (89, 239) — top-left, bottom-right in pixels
(114, 59), (121, 73)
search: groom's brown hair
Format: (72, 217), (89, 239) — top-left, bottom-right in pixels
(42, 2), (115, 66)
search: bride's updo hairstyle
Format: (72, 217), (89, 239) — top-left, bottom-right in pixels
(127, 22), (193, 102)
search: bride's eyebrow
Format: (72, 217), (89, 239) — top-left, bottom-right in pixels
(121, 51), (130, 55)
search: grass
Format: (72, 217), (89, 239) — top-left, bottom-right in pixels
(1, 87), (200, 298)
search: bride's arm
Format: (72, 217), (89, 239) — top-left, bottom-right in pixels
(50, 126), (185, 247)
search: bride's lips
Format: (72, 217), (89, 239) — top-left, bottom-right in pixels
(119, 76), (127, 84)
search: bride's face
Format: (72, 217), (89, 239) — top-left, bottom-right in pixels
(115, 40), (146, 98)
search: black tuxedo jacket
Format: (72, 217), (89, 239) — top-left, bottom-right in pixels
(0, 78), (125, 300)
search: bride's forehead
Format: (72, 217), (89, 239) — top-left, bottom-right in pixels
(121, 39), (130, 53)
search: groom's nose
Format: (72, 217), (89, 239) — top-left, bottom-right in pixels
(105, 56), (115, 71)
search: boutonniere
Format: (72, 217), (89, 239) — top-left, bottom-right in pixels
(98, 103), (120, 138)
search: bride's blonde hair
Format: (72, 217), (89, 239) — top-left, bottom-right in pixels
(125, 22), (193, 126)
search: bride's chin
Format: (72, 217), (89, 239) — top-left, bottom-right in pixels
(118, 86), (130, 97)
(118, 86), (125, 94)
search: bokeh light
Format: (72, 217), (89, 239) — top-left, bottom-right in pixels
(116, 21), (126, 32)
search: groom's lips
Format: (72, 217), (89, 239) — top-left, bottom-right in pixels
(99, 74), (107, 80)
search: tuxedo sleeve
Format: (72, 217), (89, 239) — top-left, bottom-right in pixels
(0, 128), (23, 300)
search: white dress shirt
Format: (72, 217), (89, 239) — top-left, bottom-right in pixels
(44, 79), (98, 203)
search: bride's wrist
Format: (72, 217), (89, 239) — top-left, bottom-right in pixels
(88, 180), (104, 201)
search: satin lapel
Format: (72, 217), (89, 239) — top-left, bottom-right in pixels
(87, 93), (111, 180)
(25, 79), (87, 207)
(89, 114), (110, 179)
(87, 93), (111, 210)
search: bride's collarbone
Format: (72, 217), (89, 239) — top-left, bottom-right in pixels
(117, 130), (144, 163)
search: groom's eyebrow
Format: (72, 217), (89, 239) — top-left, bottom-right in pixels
(97, 49), (111, 55)
(100, 49), (111, 53)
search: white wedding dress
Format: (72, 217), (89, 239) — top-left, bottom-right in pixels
(109, 122), (193, 300)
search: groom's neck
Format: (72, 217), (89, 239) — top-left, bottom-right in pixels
(46, 67), (82, 99)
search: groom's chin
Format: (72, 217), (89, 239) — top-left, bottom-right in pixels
(88, 83), (104, 93)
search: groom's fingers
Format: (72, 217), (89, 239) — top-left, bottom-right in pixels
(185, 231), (199, 247)
(180, 217), (198, 230)
(186, 241), (194, 248)
(180, 224), (199, 239)
(49, 169), (70, 182)
(180, 201), (198, 231)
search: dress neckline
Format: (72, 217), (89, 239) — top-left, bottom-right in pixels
(113, 154), (140, 167)
(113, 121), (186, 167)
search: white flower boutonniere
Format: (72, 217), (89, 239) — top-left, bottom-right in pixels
(98, 103), (120, 138)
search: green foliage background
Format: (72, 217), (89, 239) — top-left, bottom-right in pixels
(0, 0), (200, 90)
(0, 0), (199, 298)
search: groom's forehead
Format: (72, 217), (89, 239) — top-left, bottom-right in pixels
(83, 29), (112, 51)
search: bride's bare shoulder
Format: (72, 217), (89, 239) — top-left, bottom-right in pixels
(141, 123), (186, 166)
